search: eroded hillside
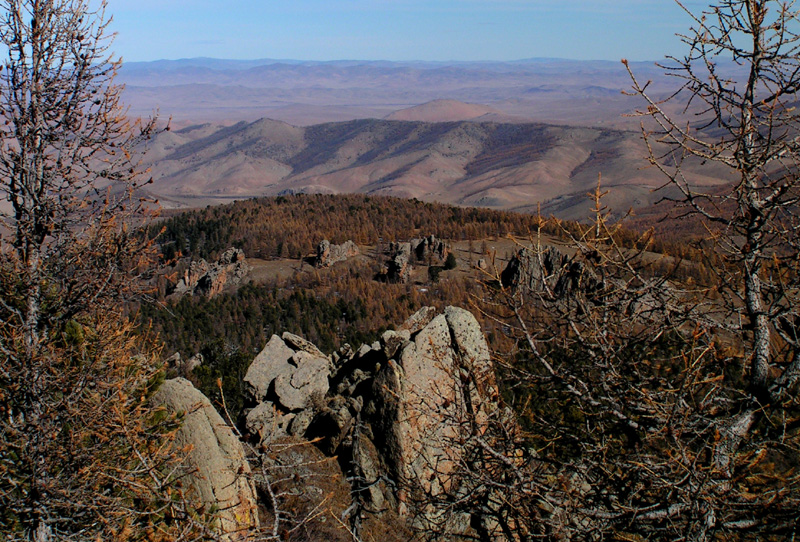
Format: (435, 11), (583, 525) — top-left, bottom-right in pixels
(142, 118), (734, 219)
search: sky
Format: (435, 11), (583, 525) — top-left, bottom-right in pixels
(107, 0), (711, 63)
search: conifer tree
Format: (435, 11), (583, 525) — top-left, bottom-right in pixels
(0, 1), (205, 540)
(423, 1), (800, 539)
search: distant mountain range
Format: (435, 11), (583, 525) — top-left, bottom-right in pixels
(141, 113), (734, 220)
(124, 58), (743, 219)
(119, 57), (680, 128)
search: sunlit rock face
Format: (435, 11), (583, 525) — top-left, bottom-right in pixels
(242, 305), (499, 534)
(173, 247), (250, 298)
(154, 378), (259, 540)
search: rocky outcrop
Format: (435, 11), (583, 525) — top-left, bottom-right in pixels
(315, 239), (359, 268)
(243, 334), (297, 403)
(410, 235), (449, 264)
(154, 378), (259, 540)
(242, 306), (499, 535)
(173, 247), (250, 298)
(159, 306), (503, 539)
(502, 245), (603, 299)
(380, 236), (450, 283)
(386, 242), (412, 283)
(243, 332), (331, 441)
(365, 307), (497, 530)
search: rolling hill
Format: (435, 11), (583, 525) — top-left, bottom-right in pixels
(384, 99), (509, 122)
(141, 117), (734, 219)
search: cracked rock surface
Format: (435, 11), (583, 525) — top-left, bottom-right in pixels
(242, 305), (501, 535)
(154, 378), (259, 540)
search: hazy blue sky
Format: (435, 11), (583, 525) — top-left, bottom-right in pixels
(108, 0), (711, 62)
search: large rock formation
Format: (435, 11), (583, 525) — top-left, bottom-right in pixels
(410, 234), (449, 264)
(154, 378), (259, 540)
(243, 332), (331, 440)
(315, 239), (359, 268)
(366, 307), (497, 527)
(386, 242), (412, 283)
(242, 306), (499, 535)
(156, 306), (505, 539)
(502, 247), (685, 329)
(382, 236), (450, 283)
(501, 245), (603, 299)
(173, 247), (250, 298)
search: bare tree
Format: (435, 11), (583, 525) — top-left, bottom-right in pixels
(0, 0), (157, 350)
(431, 3), (800, 538)
(624, 0), (800, 401)
(0, 2), (210, 541)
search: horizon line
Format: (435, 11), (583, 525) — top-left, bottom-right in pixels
(120, 56), (661, 66)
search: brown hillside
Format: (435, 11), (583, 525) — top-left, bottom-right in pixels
(142, 118), (733, 219)
(385, 99), (503, 122)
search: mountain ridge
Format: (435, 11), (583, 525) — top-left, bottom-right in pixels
(119, 57), (681, 127)
(142, 116), (733, 219)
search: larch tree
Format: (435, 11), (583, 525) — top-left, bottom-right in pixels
(0, 0), (157, 346)
(625, 0), (800, 402)
(419, 1), (800, 540)
(0, 1), (209, 540)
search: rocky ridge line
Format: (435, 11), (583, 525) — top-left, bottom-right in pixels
(155, 305), (508, 539)
(242, 305), (500, 535)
